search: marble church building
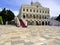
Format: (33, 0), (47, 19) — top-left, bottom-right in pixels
(18, 2), (50, 26)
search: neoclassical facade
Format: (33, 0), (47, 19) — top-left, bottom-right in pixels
(18, 2), (50, 26)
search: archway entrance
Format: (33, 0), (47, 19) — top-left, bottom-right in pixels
(42, 21), (44, 25)
(45, 21), (47, 25)
(39, 21), (41, 25)
(48, 21), (50, 25)
(36, 21), (39, 25)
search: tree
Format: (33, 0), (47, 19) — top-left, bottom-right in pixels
(0, 8), (15, 25)
(55, 14), (60, 22)
(6, 10), (15, 21)
(0, 8), (7, 25)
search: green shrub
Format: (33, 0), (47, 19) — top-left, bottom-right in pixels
(0, 16), (2, 24)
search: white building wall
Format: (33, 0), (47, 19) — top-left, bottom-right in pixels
(18, 2), (50, 26)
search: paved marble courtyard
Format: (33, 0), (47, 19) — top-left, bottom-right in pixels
(0, 25), (60, 45)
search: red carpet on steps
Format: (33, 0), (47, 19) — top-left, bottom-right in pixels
(19, 19), (27, 28)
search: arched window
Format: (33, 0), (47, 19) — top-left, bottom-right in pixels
(36, 15), (38, 19)
(48, 11), (49, 14)
(23, 8), (25, 11)
(30, 9), (32, 12)
(26, 14), (28, 18)
(23, 14), (25, 18)
(26, 9), (28, 12)
(43, 11), (44, 13)
(33, 10), (35, 12)
(45, 16), (46, 19)
(40, 10), (41, 13)
(42, 15), (44, 19)
(37, 10), (38, 12)
(33, 15), (35, 18)
(23, 15), (25, 18)
(45, 11), (46, 13)
(30, 14), (32, 18)
(39, 15), (41, 19)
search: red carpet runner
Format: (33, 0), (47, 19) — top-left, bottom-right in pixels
(19, 19), (27, 28)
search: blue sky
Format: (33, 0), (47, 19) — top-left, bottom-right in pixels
(0, 0), (60, 17)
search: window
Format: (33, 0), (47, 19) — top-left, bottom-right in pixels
(42, 21), (44, 25)
(45, 11), (46, 13)
(23, 8), (25, 11)
(33, 15), (35, 18)
(48, 11), (49, 14)
(48, 21), (50, 25)
(46, 16), (48, 19)
(23, 14), (25, 18)
(47, 15), (49, 19)
(36, 15), (38, 19)
(26, 14), (28, 18)
(26, 9), (28, 12)
(45, 16), (46, 19)
(42, 15), (44, 19)
(37, 5), (38, 8)
(33, 10), (35, 12)
(43, 11), (44, 13)
(30, 9), (32, 12)
(45, 21), (47, 25)
(30, 14), (32, 18)
(39, 15), (41, 19)
(40, 10), (41, 13)
(37, 10), (38, 12)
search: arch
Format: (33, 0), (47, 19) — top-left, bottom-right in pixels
(29, 21), (32, 25)
(48, 21), (50, 25)
(27, 20), (34, 25)
(30, 14), (32, 18)
(36, 15), (38, 19)
(39, 15), (41, 19)
(23, 15), (25, 18)
(33, 15), (35, 18)
(42, 15), (44, 19)
(45, 21), (47, 25)
(27, 21), (30, 25)
(45, 16), (46, 19)
(42, 21), (44, 25)
(39, 21), (41, 25)
(26, 14), (29, 18)
(32, 21), (34, 25)
(36, 21), (38, 25)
